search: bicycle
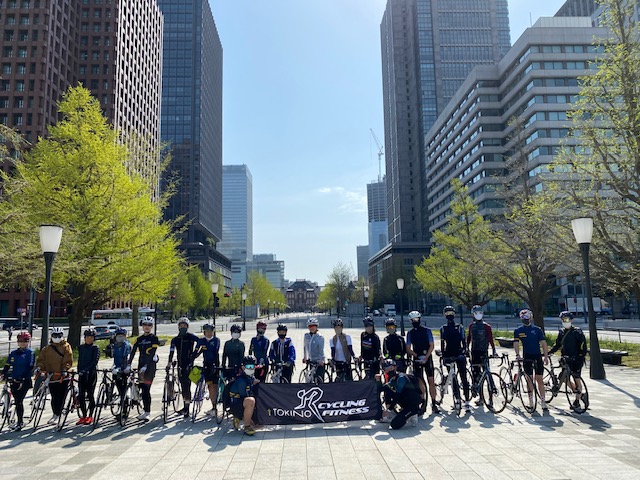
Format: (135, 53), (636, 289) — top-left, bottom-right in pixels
(92, 369), (121, 430)
(191, 366), (208, 423)
(356, 358), (380, 381)
(57, 372), (80, 432)
(545, 356), (589, 413)
(0, 380), (16, 432)
(119, 369), (141, 427)
(499, 355), (537, 413)
(435, 353), (466, 416)
(406, 359), (430, 414)
(299, 361), (329, 384)
(331, 360), (360, 382)
(28, 372), (53, 432)
(269, 362), (289, 383)
(161, 363), (183, 424)
(470, 355), (508, 413)
(215, 370), (229, 425)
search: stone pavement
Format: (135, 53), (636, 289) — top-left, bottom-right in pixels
(0, 319), (639, 480)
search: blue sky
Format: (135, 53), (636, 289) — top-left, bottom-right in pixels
(212, 0), (568, 285)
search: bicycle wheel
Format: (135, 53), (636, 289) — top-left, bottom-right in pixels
(162, 378), (171, 424)
(452, 375), (462, 416)
(57, 387), (74, 432)
(171, 377), (183, 413)
(517, 372), (537, 413)
(30, 387), (48, 431)
(542, 366), (558, 403)
(109, 386), (121, 417)
(433, 367), (443, 389)
(481, 373), (507, 414)
(351, 366), (362, 381)
(92, 383), (107, 430)
(215, 378), (225, 425)
(132, 384), (142, 415)
(298, 369), (309, 384)
(499, 366), (514, 403)
(0, 389), (11, 432)
(119, 386), (131, 427)
(435, 370), (448, 405)
(566, 376), (589, 413)
(191, 380), (204, 423)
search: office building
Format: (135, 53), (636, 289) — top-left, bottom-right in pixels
(248, 254), (285, 290)
(158, 0), (227, 280)
(357, 245), (369, 280)
(367, 178), (388, 258)
(218, 165), (253, 262)
(555, 0), (598, 17)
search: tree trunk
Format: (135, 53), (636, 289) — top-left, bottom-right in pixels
(68, 300), (87, 350)
(132, 301), (140, 337)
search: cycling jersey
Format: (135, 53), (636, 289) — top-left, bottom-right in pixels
(169, 333), (199, 368)
(249, 336), (270, 365)
(360, 332), (381, 361)
(112, 341), (132, 370)
(2, 347), (34, 381)
(303, 332), (325, 363)
(330, 334), (354, 362)
(77, 343), (100, 374)
(513, 324), (545, 356)
(440, 323), (465, 357)
(406, 326), (433, 356)
(549, 327), (587, 358)
(467, 321), (495, 353)
(222, 339), (246, 370)
(192, 336), (220, 366)
(129, 333), (159, 370)
(269, 338), (296, 364)
(229, 372), (255, 402)
(383, 333), (406, 360)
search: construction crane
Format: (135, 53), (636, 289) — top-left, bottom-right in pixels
(370, 128), (384, 181)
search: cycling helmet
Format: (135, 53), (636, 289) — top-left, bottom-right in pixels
(51, 327), (64, 335)
(256, 321), (267, 330)
(382, 358), (396, 370)
(385, 318), (397, 327)
(115, 327), (127, 336)
(84, 328), (97, 337)
(332, 318), (344, 327)
(17, 332), (31, 342)
(177, 317), (190, 325)
(140, 316), (154, 326)
(408, 311), (421, 320)
(307, 317), (319, 326)
(519, 309), (533, 320)
(559, 311), (574, 320)
(276, 324), (288, 332)
(242, 355), (257, 366)
(363, 317), (374, 327)
(230, 324), (242, 334)
(202, 323), (214, 331)
(471, 305), (483, 314)
(443, 305), (456, 315)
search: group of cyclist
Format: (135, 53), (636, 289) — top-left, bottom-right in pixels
(0, 304), (588, 433)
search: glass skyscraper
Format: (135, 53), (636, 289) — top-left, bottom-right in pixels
(219, 165), (253, 263)
(159, 0), (224, 275)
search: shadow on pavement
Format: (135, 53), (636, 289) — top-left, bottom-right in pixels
(437, 410), (472, 433)
(600, 379), (640, 408)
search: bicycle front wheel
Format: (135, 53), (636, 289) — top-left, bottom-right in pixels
(433, 367), (443, 389)
(119, 388), (130, 427)
(452, 376), (462, 416)
(499, 366), (514, 404)
(191, 380), (204, 423)
(542, 366), (558, 403)
(215, 379), (225, 425)
(171, 377), (183, 413)
(57, 387), (74, 432)
(0, 389), (11, 432)
(30, 387), (48, 431)
(517, 372), (537, 413)
(481, 373), (508, 414)
(92, 383), (107, 430)
(566, 375), (589, 414)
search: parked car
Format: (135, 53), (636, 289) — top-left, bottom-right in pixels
(373, 310), (382, 317)
(93, 325), (117, 340)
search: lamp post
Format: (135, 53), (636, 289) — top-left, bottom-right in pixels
(39, 225), (63, 349)
(211, 283), (219, 329)
(571, 218), (606, 380)
(397, 278), (405, 336)
(268, 299), (270, 320)
(336, 296), (340, 319)
(363, 286), (369, 318)
(242, 292), (247, 331)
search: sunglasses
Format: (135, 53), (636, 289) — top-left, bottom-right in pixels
(51, 334), (63, 338)
(17, 340), (29, 343)
(244, 365), (255, 369)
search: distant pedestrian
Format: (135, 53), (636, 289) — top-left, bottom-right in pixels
(8, 326), (13, 341)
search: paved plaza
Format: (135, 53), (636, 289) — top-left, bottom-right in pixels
(1, 318), (639, 479)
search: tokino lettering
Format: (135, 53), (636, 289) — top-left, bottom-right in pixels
(255, 380), (381, 425)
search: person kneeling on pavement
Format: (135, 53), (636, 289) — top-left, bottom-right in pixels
(228, 355), (260, 436)
(376, 359), (421, 429)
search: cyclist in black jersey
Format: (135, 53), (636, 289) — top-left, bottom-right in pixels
(440, 307), (471, 411)
(223, 325), (246, 379)
(168, 317), (199, 417)
(383, 318), (406, 372)
(360, 317), (381, 378)
(128, 317), (159, 421)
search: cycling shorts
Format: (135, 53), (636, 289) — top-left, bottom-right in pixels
(203, 364), (220, 384)
(523, 354), (544, 376)
(413, 356), (434, 378)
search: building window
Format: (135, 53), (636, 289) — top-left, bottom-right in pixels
(13, 113), (22, 125)
(16, 63), (25, 74)
(1, 64), (11, 75)
(17, 47), (27, 58)
(15, 80), (24, 91)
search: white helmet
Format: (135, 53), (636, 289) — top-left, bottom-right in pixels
(140, 316), (154, 326)
(307, 317), (319, 326)
(408, 311), (421, 320)
(177, 317), (190, 325)
(51, 327), (64, 335)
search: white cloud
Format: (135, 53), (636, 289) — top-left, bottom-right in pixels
(317, 186), (367, 213)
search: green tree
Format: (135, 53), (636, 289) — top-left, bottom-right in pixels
(552, 0), (640, 302)
(169, 268), (195, 318)
(324, 262), (354, 315)
(415, 179), (504, 310)
(188, 267), (211, 316)
(0, 87), (180, 348)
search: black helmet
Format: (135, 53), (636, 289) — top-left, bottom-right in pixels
(242, 355), (257, 366)
(202, 323), (214, 331)
(230, 324), (242, 334)
(363, 317), (374, 327)
(83, 328), (97, 337)
(382, 358), (396, 370)
(385, 318), (397, 327)
(332, 318), (344, 327)
(276, 324), (288, 332)
(443, 305), (456, 315)
(115, 327), (127, 336)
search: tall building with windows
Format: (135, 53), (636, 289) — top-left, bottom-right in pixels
(555, 0), (598, 17)
(219, 164), (253, 262)
(158, 0), (227, 280)
(367, 178), (388, 259)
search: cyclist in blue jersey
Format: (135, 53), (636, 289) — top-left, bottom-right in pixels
(111, 327), (131, 405)
(440, 309), (471, 411)
(191, 323), (220, 416)
(168, 317), (199, 418)
(249, 321), (270, 383)
(1, 331), (35, 431)
(269, 324), (296, 382)
(228, 355), (260, 436)
(377, 359), (421, 429)
(513, 309), (549, 411)
(76, 328), (100, 425)
(406, 311), (438, 413)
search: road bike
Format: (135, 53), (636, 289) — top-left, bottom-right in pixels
(215, 370), (230, 425)
(470, 355), (508, 413)
(356, 358), (380, 381)
(92, 369), (121, 430)
(299, 361), (330, 384)
(0, 380), (16, 432)
(435, 353), (467, 416)
(269, 362), (289, 383)
(28, 372), (54, 432)
(119, 369), (141, 427)
(544, 356), (589, 413)
(499, 355), (537, 413)
(190, 366), (208, 423)
(161, 363), (183, 424)
(56, 372), (80, 432)
(331, 360), (360, 382)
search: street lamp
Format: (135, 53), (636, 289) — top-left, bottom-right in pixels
(242, 292), (247, 331)
(363, 286), (369, 319)
(211, 283), (219, 329)
(336, 296), (340, 319)
(268, 299), (270, 320)
(571, 217), (606, 380)
(397, 278), (405, 336)
(39, 225), (63, 348)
